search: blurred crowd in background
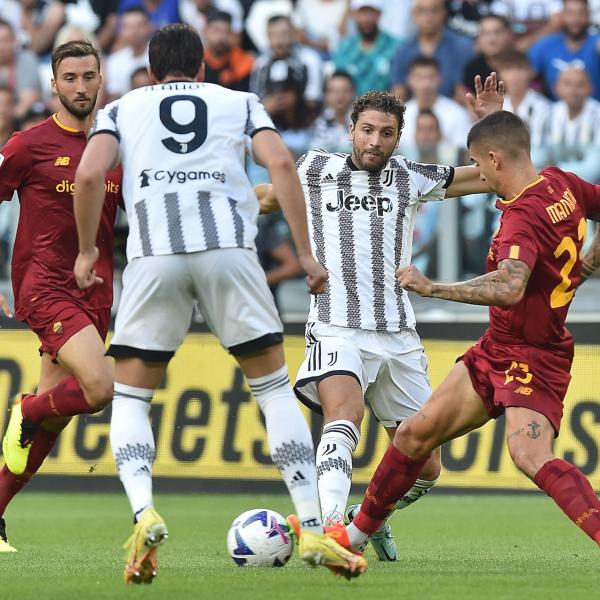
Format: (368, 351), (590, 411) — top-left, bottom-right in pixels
(0, 0), (599, 309)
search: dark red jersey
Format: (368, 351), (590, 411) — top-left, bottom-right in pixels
(0, 115), (122, 320)
(487, 166), (600, 356)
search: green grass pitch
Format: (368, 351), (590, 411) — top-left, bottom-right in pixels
(1, 491), (597, 600)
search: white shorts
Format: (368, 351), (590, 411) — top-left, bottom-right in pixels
(294, 321), (431, 428)
(109, 248), (283, 361)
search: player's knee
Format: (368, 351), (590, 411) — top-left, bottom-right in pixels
(393, 418), (436, 459)
(81, 375), (113, 410)
(507, 441), (544, 479)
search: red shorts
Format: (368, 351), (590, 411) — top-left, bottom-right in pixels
(459, 332), (573, 435)
(24, 298), (111, 362)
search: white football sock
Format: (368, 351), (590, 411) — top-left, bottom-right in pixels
(315, 419), (360, 524)
(247, 366), (322, 534)
(394, 478), (437, 510)
(110, 382), (155, 519)
(346, 521), (370, 552)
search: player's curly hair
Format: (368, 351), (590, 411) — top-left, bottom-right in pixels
(350, 90), (406, 133)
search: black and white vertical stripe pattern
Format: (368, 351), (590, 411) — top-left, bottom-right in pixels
(337, 163), (361, 328)
(134, 199), (153, 256)
(164, 192), (186, 253)
(305, 153), (331, 322)
(367, 170), (387, 331)
(227, 197), (245, 248)
(390, 157), (409, 329)
(197, 191), (220, 250)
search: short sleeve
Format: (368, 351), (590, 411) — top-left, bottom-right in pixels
(495, 209), (539, 270)
(89, 100), (121, 140)
(405, 160), (454, 202)
(0, 133), (32, 202)
(574, 174), (600, 220)
(244, 93), (277, 141)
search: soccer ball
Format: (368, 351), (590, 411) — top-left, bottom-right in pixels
(227, 509), (294, 567)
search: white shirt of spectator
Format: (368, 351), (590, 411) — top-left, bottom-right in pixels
(490, 0), (562, 21)
(297, 149), (452, 332)
(245, 0), (294, 52)
(400, 96), (473, 150)
(547, 97), (600, 146)
(106, 46), (149, 97)
(64, 0), (100, 32)
(179, 0), (244, 34)
(90, 82), (276, 261)
(292, 0), (347, 51)
(503, 89), (551, 147)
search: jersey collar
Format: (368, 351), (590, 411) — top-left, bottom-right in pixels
(52, 113), (86, 137)
(497, 176), (545, 208)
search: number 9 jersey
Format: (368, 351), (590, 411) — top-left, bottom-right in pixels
(486, 166), (600, 357)
(90, 81), (277, 261)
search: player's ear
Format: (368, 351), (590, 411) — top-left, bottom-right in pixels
(348, 122), (355, 141)
(147, 66), (158, 85)
(50, 78), (57, 95)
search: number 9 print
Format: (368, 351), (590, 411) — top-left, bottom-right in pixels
(159, 95), (208, 155)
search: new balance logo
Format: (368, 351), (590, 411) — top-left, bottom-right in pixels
(321, 173), (335, 183)
(54, 156), (70, 166)
(322, 444), (337, 456)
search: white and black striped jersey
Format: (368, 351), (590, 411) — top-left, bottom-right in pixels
(298, 150), (453, 333)
(503, 90), (551, 148)
(546, 98), (600, 146)
(90, 81), (276, 261)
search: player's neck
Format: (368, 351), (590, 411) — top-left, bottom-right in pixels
(501, 165), (541, 200)
(54, 108), (94, 135)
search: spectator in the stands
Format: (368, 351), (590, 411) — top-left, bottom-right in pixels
(245, 0), (294, 52)
(180, 0), (244, 43)
(529, 0), (600, 101)
(0, 86), (17, 147)
(0, 20), (41, 120)
(118, 0), (179, 29)
(261, 69), (314, 158)
(544, 66), (600, 182)
(400, 56), (472, 151)
(106, 8), (151, 100)
(490, 0), (563, 51)
(463, 14), (513, 94)
(255, 213), (302, 308)
(292, 0), (347, 57)
(446, 0), (494, 38)
(203, 11), (253, 91)
(333, 0), (400, 96)
(19, 0), (66, 55)
(251, 15), (323, 112)
(58, 0), (119, 51)
(130, 65), (151, 89)
(20, 101), (51, 130)
(391, 0), (473, 101)
(496, 50), (551, 150)
(310, 70), (355, 153)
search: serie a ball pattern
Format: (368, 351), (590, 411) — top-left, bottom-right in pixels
(227, 509), (294, 567)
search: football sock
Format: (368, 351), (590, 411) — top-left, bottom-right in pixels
(0, 426), (61, 515)
(21, 377), (94, 423)
(315, 419), (359, 524)
(248, 366), (323, 534)
(394, 477), (438, 509)
(347, 445), (428, 550)
(110, 383), (155, 517)
(534, 458), (600, 546)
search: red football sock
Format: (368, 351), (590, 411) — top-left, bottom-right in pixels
(21, 377), (94, 423)
(353, 445), (428, 536)
(0, 427), (61, 515)
(534, 458), (600, 546)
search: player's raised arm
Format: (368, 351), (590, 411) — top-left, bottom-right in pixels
(396, 259), (531, 307)
(73, 132), (120, 289)
(252, 130), (327, 294)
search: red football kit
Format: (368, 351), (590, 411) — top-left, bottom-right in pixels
(461, 166), (600, 433)
(0, 114), (122, 358)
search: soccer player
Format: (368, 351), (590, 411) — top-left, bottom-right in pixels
(258, 84), (497, 561)
(0, 41), (121, 553)
(343, 108), (600, 555)
(72, 24), (366, 583)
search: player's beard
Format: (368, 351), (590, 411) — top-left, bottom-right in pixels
(352, 141), (394, 172)
(59, 91), (98, 119)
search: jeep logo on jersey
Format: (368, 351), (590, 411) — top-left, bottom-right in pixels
(139, 168), (226, 187)
(326, 190), (393, 216)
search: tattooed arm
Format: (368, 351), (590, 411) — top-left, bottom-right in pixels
(580, 222), (600, 284)
(396, 259), (531, 307)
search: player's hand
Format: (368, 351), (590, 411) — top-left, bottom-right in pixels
(396, 265), (433, 297)
(255, 183), (280, 214)
(0, 293), (13, 318)
(299, 254), (328, 294)
(466, 72), (505, 119)
(74, 247), (104, 289)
